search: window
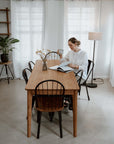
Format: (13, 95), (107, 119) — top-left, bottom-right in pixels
(64, 0), (100, 58)
(11, 0), (44, 77)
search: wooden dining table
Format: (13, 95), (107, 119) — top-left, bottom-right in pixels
(25, 60), (79, 137)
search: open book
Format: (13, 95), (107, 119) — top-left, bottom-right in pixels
(49, 61), (74, 73)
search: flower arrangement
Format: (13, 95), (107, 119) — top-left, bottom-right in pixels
(36, 49), (51, 71)
(36, 49), (51, 61)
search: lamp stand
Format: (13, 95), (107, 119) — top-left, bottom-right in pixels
(87, 40), (97, 88)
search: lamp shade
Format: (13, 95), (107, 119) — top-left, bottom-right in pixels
(88, 32), (102, 40)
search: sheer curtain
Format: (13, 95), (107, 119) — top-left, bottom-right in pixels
(110, 9), (114, 87)
(64, 0), (114, 86)
(11, 0), (44, 78)
(10, 0), (114, 84)
(64, 0), (101, 59)
(43, 0), (64, 52)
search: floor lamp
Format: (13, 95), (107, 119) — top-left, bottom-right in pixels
(87, 32), (102, 88)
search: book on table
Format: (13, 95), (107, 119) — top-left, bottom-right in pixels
(49, 61), (74, 73)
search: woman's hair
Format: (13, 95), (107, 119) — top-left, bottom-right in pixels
(68, 37), (81, 46)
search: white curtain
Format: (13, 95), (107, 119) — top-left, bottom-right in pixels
(64, 0), (101, 58)
(110, 2), (114, 86)
(10, 0), (114, 85)
(64, 0), (114, 85)
(110, 35), (114, 86)
(11, 0), (44, 78)
(44, 0), (64, 52)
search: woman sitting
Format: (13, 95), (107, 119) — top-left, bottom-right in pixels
(57, 37), (88, 109)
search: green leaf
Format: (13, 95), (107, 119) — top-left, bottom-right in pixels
(0, 36), (19, 54)
(9, 39), (19, 44)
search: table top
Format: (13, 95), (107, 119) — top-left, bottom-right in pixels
(25, 60), (79, 91)
(0, 61), (12, 65)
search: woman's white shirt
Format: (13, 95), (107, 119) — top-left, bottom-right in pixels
(61, 50), (88, 79)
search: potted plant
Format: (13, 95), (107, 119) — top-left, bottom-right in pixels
(0, 36), (19, 62)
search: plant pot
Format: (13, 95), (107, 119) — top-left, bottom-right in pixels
(1, 54), (9, 62)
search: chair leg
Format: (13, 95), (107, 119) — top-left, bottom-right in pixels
(78, 86), (81, 95)
(86, 85), (90, 101)
(58, 111), (63, 138)
(49, 112), (54, 122)
(69, 96), (73, 110)
(37, 111), (39, 123)
(78, 90), (80, 95)
(32, 96), (35, 109)
(37, 111), (42, 139)
(79, 85), (81, 95)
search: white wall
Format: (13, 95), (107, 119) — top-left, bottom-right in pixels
(110, 33), (114, 86)
(0, 0), (10, 34)
(94, 0), (114, 79)
(0, 0), (11, 78)
(109, 0), (114, 87)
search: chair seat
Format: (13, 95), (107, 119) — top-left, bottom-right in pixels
(36, 106), (64, 112)
(35, 80), (65, 138)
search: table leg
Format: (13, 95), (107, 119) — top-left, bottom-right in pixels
(72, 91), (77, 137)
(27, 91), (32, 137)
